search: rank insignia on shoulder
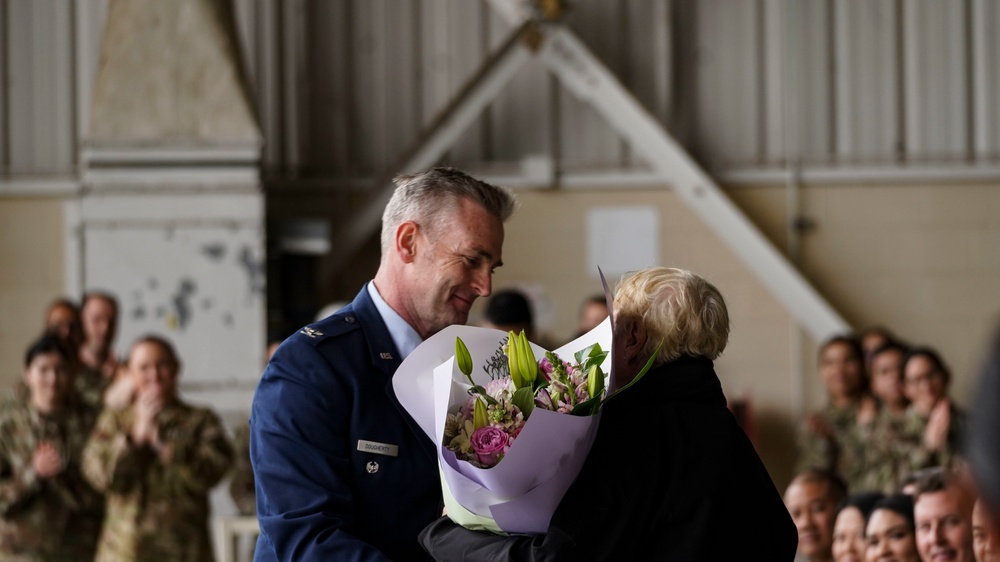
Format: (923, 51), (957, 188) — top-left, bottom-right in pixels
(300, 327), (323, 338)
(379, 352), (393, 360)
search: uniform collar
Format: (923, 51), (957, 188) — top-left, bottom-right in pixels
(366, 281), (423, 360)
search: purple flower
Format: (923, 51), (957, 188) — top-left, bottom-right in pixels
(471, 426), (509, 468)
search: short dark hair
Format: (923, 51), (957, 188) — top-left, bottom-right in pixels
(820, 334), (865, 365)
(871, 340), (910, 361)
(484, 289), (533, 328)
(912, 466), (953, 500)
(788, 468), (848, 505)
(835, 490), (885, 522)
(25, 332), (74, 368)
(903, 346), (950, 383)
(870, 494), (916, 533)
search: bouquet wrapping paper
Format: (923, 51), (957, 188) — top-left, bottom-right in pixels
(393, 318), (612, 534)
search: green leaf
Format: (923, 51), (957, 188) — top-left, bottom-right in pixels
(456, 337), (474, 378)
(569, 395), (601, 416)
(507, 331), (524, 389)
(574, 344), (596, 367)
(469, 385), (500, 406)
(587, 364), (604, 399)
(511, 386), (535, 419)
(473, 396), (489, 430)
(517, 331), (538, 386)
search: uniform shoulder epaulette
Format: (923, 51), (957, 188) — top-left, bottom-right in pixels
(294, 312), (362, 346)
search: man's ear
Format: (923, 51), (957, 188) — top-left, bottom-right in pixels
(396, 221), (419, 264)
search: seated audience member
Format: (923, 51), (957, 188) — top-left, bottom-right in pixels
(785, 469), (847, 562)
(974, 498), (1000, 562)
(573, 293), (609, 339)
(481, 288), (536, 341)
(795, 335), (869, 491)
(833, 491), (884, 562)
(83, 335), (234, 562)
(865, 493), (919, 562)
(900, 347), (969, 473)
(913, 467), (975, 562)
(0, 334), (103, 561)
(851, 341), (912, 493)
(420, 267), (798, 561)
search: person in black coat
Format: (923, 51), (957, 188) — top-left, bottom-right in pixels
(419, 266), (798, 561)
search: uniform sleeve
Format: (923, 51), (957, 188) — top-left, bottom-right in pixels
(81, 408), (152, 493)
(793, 421), (837, 474)
(0, 428), (43, 516)
(155, 409), (234, 496)
(250, 337), (392, 562)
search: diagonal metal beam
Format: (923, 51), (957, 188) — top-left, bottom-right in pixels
(531, 23), (849, 342)
(321, 20), (536, 281)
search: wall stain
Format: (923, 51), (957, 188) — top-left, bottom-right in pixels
(239, 245), (265, 296)
(202, 243), (226, 262)
(172, 278), (197, 330)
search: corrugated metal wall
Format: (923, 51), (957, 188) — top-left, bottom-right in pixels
(1, 0), (998, 185)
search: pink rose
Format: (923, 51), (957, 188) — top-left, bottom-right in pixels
(471, 426), (508, 468)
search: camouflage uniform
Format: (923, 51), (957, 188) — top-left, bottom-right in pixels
(227, 422), (255, 516)
(843, 407), (911, 494)
(894, 402), (970, 476)
(82, 399), (234, 562)
(0, 399), (104, 562)
(74, 365), (113, 412)
(794, 401), (860, 481)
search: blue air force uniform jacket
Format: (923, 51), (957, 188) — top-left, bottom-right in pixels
(250, 286), (442, 561)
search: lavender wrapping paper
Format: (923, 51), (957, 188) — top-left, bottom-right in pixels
(393, 318), (612, 534)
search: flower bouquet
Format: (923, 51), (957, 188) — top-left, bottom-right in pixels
(394, 311), (658, 535)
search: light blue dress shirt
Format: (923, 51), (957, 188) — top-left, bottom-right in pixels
(367, 281), (423, 360)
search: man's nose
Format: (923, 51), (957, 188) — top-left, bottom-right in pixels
(472, 268), (492, 297)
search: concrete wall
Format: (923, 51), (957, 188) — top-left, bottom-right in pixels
(0, 197), (67, 383)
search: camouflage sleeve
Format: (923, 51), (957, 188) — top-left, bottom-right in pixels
(157, 409), (235, 497)
(81, 408), (153, 493)
(794, 423), (837, 474)
(0, 445), (43, 516)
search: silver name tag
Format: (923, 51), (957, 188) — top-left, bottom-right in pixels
(357, 439), (399, 457)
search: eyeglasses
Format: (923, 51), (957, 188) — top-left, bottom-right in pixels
(905, 370), (943, 387)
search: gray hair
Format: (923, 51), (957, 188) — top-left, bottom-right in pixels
(380, 167), (517, 254)
(613, 267), (730, 365)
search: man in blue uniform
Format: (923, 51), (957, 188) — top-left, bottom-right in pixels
(250, 167), (517, 561)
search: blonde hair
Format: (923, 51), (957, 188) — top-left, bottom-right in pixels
(613, 267), (729, 364)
